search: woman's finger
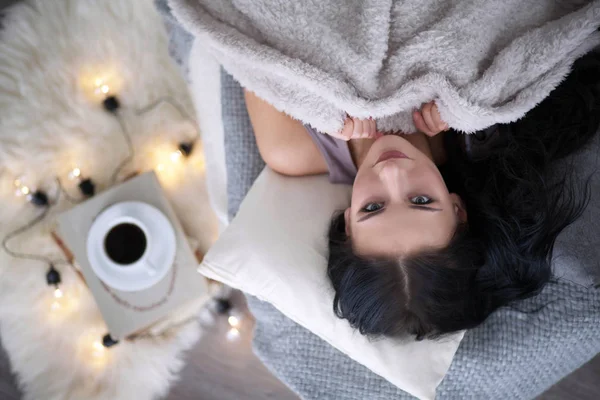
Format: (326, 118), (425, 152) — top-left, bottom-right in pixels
(332, 117), (380, 140)
(366, 118), (377, 138)
(430, 103), (449, 131)
(413, 109), (434, 136)
(363, 119), (371, 137)
(330, 117), (354, 141)
(352, 118), (364, 139)
(422, 102), (438, 134)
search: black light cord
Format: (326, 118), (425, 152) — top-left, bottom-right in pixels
(107, 95), (198, 184)
(109, 110), (135, 184)
(55, 177), (81, 204)
(2, 207), (52, 264)
(2, 96), (198, 265)
(133, 96), (197, 124)
(1, 179), (67, 267)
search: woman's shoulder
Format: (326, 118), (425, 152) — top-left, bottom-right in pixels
(305, 125), (357, 184)
(244, 90), (328, 176)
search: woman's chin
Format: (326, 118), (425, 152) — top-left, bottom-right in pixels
(368, 134), (412, 156)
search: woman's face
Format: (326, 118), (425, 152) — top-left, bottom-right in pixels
(347, 135), (466, 257)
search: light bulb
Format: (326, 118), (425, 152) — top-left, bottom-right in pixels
(48, 286), (80, 315)
(68, 167), (82, 181)
(227, 315), (240, 328)
(91, 340), (106, 359)
(93, 78), (111, 97)
(64, 165), (95, 197)
(13, 176), (33, 199)
(49, 295), (65, 313)
(169, 149), (183, 163)
(80, 67), (122, 103)
(50, 300), (61, 311)
(76, 329), (110, 367)
(152, 145), (187, 187)
(226, 327), (240, 341)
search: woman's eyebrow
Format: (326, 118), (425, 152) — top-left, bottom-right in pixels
(357, 208), (385, 222)
(409, 205), (443, 212)
(357, 205), (442, 223)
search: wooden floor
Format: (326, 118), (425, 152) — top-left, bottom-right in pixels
(0, 290), (599, 400)
(537, 356), (600, 400)
(165, 293), (299, 400)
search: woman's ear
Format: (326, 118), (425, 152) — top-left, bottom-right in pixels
(450, 193), (468, 223)
(344, 208), (351, 236)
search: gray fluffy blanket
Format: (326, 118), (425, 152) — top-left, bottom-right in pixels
(171, 0), (600, 135)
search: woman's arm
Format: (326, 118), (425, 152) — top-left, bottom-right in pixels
(244, 89), (448, 176)
(244, 89), (327, 177)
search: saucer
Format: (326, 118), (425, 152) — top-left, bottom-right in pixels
(86, 201), (176, 292)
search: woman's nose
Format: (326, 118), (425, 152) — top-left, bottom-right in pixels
(379, 162), (409, 198)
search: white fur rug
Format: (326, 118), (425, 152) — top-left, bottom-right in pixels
(0, 1), (218, 399)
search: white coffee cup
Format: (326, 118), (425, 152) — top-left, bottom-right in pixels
(87, 201), (176, 292)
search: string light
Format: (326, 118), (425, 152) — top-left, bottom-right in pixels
(77, 330), (110, 368)
(50, 300), (62, 312)
(82, 73), (118, 101)
(153, 142), (196, 185)
(50, 288), (63, 312)
(225, 309), (243, 341)
(13, 177), (30, 197)
(2, 181), (63, 277)
(94, 77), (111, 96)
(35, 77), (206, 365)
(170, 149), (183, 163)
(46, 264), (61, 286)
(65, 166), (95, 197)
(68, 167), (81, 181)
(102, 334), (119, 348)
(226, 327), (241, 341)
(91, 339), (106, 359)
(167, 143), (194, 164)
(103, 96), (120, 113)
(178, 142), (194, 157)
(227, 315), (240, 329)
(12, 176), (49, 206)
(5, 69), (208, 370)
(46, 265), (66, 313)
(48, 283), (81, 316)
(215, 298), (232, 314)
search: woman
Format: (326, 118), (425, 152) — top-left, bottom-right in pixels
(245, 51), (600, 340)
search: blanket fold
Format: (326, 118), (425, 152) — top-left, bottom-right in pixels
(171, 0), (600, 134)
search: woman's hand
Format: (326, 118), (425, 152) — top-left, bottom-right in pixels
(330, 100), (448, 141)
(413, 101), (449, 137)
(330, 117), (382, 141)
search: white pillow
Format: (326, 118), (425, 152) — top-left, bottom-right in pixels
(199, 168), (464, 400)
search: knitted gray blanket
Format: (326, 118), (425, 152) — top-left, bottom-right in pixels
(171, 0), (600, 134)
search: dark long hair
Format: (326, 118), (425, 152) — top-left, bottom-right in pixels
(327, 51), (600, 340)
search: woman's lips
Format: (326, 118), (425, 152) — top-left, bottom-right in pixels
(375, 150), (409, 165)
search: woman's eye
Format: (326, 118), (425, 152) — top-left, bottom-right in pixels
(410, 195), (432, 205)
(361, 202), (383, 213)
